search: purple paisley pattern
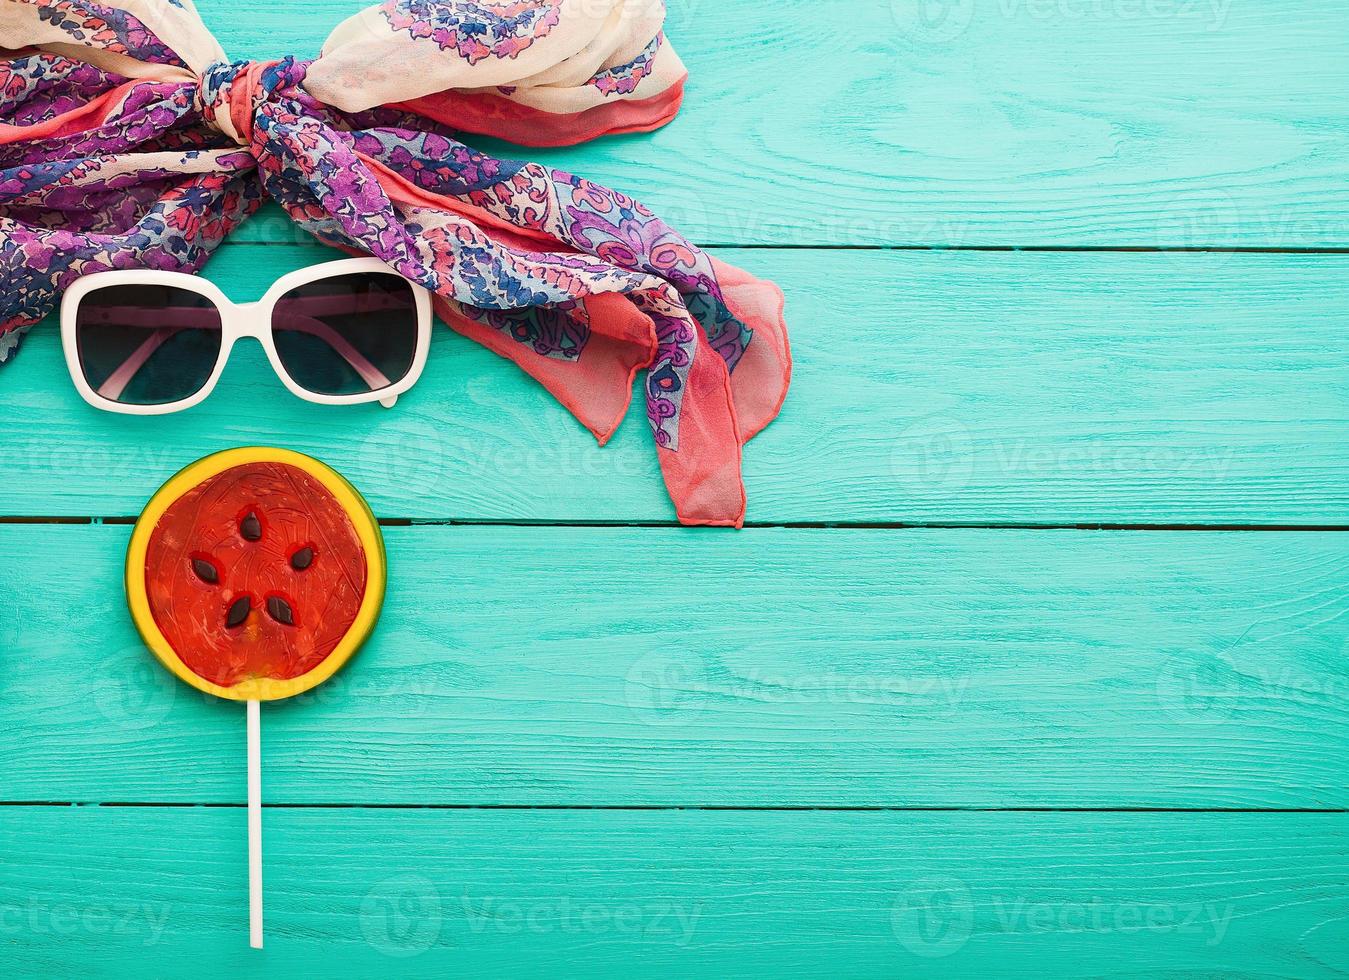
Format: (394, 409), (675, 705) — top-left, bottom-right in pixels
(0, 53), (119, 124)
(26, 0), (185, 66)
(0, 0), (785, 525)
(0, 43), (749, 451)
(591, 33), (662, 97)
(348, 128), (525, 194)
(381, 0), (563, 64)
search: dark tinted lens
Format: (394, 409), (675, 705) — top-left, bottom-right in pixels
(271, 272), (418, 397)
(75, 284), (222, 406)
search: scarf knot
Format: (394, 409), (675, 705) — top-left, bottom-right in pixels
(0, 0), (790, 527)
(194, 59), (284, 147)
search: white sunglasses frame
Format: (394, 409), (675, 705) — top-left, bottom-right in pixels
(60, 257), (432, 415)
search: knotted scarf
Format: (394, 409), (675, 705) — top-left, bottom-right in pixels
(0, 0), (791, 526)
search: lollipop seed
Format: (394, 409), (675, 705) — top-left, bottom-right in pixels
(240, 511), (262, 541)
(266, 595), (295, 627)
(225, 594), (252, 629)
(191, 557), (219, 584)
(290, 547), (314, 571)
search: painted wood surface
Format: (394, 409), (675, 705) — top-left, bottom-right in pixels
(207, 1), (1349, 247)
(2, 806), (1347, 977)
(4, 523), (1346, 808)
(5, 245), (1348, 524)
(4, 0), (1348, 975)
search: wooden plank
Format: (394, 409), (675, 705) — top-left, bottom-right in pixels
(1, 806), (1346, 976)
(4, 244), (1347, 525)
(198, 0), (1349, 247)
(4, 523), (1346, 808)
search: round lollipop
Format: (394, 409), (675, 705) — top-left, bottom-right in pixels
(126, 447), (385, 948)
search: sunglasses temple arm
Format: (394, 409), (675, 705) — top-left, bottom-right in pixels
(269, 312), (394, 393)
(97, 326), (172, 402)
(279, 296), (413, 404)
(92, 306), (395, 401)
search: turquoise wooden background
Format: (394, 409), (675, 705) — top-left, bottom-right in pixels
(3, 0), (1348, 975)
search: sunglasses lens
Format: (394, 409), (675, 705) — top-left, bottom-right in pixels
(75, 284), (223, 406)
(271, 272), (419, 398)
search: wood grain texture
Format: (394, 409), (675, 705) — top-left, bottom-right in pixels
(5, 1), (1349, 974)
(201, 0), (1349, 247)
(1, 806), (1346, 977)
(5, 244), (1347, 524)
(4, 523), (1346, 808)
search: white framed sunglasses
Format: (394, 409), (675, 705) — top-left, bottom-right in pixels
(61, 257), (432, 414)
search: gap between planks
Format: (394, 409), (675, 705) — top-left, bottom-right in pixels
(2, 516), (1349, 531)
(223, 240), (1349, 254)
(2, 802), (1346, 813)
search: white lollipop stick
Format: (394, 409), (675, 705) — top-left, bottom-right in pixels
(247, 698), (264, 949)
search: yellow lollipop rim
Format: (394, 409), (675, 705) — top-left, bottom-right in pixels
(125, 447), (386, 702)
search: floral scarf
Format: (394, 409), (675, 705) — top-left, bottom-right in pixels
(0, 0), (790, 526)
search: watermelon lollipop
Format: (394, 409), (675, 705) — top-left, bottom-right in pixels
(126, 447), (386, 947)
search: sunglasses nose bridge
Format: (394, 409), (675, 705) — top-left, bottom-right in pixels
(223, 298), (268, 342)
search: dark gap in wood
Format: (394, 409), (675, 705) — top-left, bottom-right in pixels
(227, 239), (1349, 255)
(391, 520), (1349, 532)
(706, 245), (1349, 254)
(0, 516), (92, 525)
(1, 801), (1345, 813)
(741, 522), (1349, 532)
(1, 516), (1346, 531)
